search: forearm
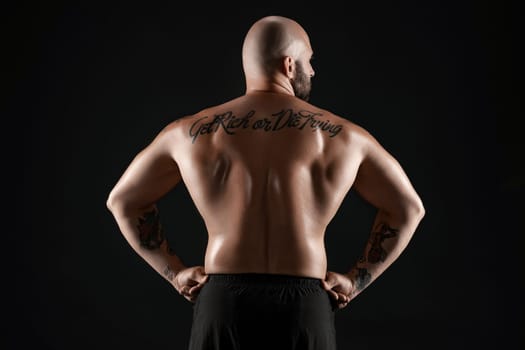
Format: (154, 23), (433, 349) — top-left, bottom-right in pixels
(109, 204), (186, 286)
(346, 208), (423, 298)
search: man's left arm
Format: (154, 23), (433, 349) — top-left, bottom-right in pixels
(106, 122), (207, 301)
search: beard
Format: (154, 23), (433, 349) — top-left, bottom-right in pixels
(290, 60), (312, 101)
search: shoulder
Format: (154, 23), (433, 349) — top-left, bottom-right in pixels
(325, 114), (396, 166)
(162, 97), (243, 132)
(315, 106), (375, 147)
(159, 106), (214, 135)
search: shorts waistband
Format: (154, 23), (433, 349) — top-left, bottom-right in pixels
(206, 273), (323, 287)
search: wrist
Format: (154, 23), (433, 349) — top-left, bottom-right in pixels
(344, 270), (359, 297)
(167, 264), (186, 291)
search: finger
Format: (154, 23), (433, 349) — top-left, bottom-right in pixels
(189, 284), (204, 295)
(337, 293), (348, 303)
(191, 278), (207, 289)
(322, 278), (336, 291)
(183, 291), (193, 300)
(193, 266), (206, 278)
(324, 272), (335, 284)
(327, 289), (339, 301)
(337, 296), (350, 309)
(321, 279), (330, 290)
(180, 285), (191, 295)
(196, 273), (209, 284)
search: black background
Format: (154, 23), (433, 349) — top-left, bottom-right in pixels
(7, 1), (523, 349)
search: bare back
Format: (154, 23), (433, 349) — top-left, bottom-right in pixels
(170, 93), (364, 279)
(107, 15), (424, 309)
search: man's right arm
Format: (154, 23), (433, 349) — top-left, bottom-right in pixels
(106, 122), (208, 302)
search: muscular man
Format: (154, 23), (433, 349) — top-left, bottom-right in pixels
(106, 15), (425, 350)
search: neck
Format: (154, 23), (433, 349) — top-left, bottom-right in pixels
(244, 76), (294, 96)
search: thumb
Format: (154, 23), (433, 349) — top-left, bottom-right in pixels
(322, 273), (336, 290)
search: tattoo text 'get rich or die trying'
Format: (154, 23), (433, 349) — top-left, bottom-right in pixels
(189, 109), (343, 143)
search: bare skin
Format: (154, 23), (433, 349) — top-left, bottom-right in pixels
(107, 16), (425, 310)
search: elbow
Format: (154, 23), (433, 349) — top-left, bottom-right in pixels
(418, 203), (426, 218)
(414, 195), (426, 217)
(106, 191), (123, 214)
(407, 198), (425, 222)
(106, 191), (152, 216)
(106, 194), (116, 213)
(387, 198), (425, 223)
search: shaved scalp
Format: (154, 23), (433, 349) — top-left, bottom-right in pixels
(242, 16), (310, 78)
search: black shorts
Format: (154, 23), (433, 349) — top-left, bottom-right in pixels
(188, 273), (337, 350)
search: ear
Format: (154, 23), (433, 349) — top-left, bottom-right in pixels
(283, 56), (295, 79)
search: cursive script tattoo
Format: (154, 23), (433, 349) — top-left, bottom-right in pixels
(189, 110), (253, 143)
(188, 109), (343, 143)
(137, 208), (165, 250)
(367, 222), (399, 263)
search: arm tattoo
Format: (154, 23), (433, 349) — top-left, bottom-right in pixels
(137, 208), (165, 250)
(367, 222), (399, 263)
(355, 268), (372, 292)
(350, 223), (399, 294)
(167, 245), (178, 256)
(163, 265), (175, 282)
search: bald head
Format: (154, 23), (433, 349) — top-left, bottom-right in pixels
(242, 16), (313, 79)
